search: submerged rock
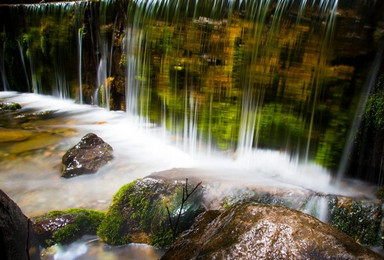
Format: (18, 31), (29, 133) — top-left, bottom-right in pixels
(31, 208), (104, 247)
(0, 189), (40, 260)
(61, 133), (113, 178)
(162, 203), (382, 260)
(97, 177), (205, 247)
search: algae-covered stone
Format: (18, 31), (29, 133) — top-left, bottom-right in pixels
(32, 208), (105, 247)
(97, 177), (205, 247)
(162, 203), (382, 260)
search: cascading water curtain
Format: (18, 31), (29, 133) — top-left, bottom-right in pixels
(3, 0), (383, 181)
(121, 0), (339, 161)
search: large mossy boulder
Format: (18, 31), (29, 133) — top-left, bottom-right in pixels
(97, 177), (205, 247)
(31, 208), (104, 247)
(61, 133), (113, 178)
(162, 202), (382, 260)
(0, 189), (40, 260)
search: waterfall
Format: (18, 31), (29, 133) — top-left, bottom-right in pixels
(1, 0), (383, 184)
(304, 0), (338, 163)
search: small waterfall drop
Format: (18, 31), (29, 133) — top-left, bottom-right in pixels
(303, 195), (329, 223)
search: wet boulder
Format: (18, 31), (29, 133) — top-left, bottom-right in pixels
(31, 209), (104, 247)
(97, 176), (205, 247)
(162, 202), (382, 260)
(61, 133), (113, 178)
(0, 189), (40, 260)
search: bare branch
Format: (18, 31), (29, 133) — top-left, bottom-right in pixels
(166, 178), (202, 242)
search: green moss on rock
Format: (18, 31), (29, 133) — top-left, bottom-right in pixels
(97, 177), (205, 247)
(32, 208), (105, 246)
(329, 197), (382, 246)
(0, 102), (21, 110)
(97, 180), (137, 245)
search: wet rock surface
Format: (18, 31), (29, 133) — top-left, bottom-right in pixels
(32, 213), (75, 247)
(162, 202), (383, 260)
(0, 189), (40, 260)
(61, 133), (113, 178)
(31, 209), (104, 247)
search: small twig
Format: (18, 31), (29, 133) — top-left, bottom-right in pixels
(167, 178), (202, 241)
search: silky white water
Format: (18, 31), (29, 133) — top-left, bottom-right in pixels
(0, 91), (378, 259)
(0, 92), (375, 216)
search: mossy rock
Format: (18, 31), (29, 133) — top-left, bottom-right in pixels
(0, 102), (21, 111)
(329, 196), (382, 246)
(32, 208), (105, 247)
(97, 177), (205, 247)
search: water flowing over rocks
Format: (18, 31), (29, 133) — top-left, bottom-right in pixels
(61, 133), (113, 178)
(161, 203), (383, 260)
(0, 189), (40, 260)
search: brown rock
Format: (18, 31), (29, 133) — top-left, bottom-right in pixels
(162, 203), (382, 260)
(61, 133), (113, 178)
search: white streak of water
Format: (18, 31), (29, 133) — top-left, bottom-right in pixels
(78, 28), (83, 104)
(336, 41), (384, 183)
